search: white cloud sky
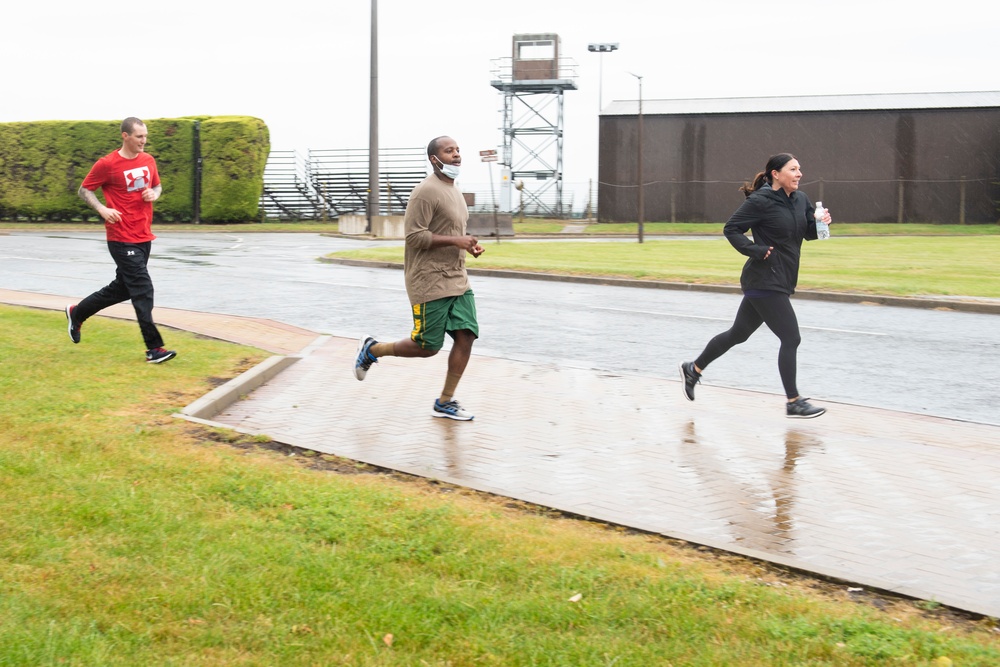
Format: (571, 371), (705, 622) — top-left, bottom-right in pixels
(2, 0), (996, 194)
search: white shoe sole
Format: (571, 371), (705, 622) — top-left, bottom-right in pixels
(432, 411), (474, 421)
(786, 408), (826, 419)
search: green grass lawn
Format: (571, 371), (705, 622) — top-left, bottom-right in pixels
(1, 305), (999, 665)
(329, 235), (1000, 299)
(513, 221), (1000, 236)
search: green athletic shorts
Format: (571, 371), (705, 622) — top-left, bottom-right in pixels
(410, 289), (479, 351)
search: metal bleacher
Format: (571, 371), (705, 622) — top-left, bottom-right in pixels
(308, 147), (426, 217)
(259, 148), (427, 220)
(259, 151), (325, 220)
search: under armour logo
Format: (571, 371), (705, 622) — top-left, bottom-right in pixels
(127, 250), (136, 255)
(123, 166), (151, 192)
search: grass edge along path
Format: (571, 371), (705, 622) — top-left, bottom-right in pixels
(328, 235), (1000, 300)
(0, 305), (998, 665)
(5, 220), (998, 298)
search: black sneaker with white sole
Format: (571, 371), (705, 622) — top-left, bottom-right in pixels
(786, 397), (826, 419)
(146, 347), (177, 364)
(65, 305), (81, 344)
(678, 361), (700, 401)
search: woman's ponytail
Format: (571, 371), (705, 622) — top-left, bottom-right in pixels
(739, 171), (768, 198)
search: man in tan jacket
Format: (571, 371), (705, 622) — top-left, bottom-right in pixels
(353, 136), (485, 421)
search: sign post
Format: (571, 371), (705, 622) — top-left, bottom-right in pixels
(480, 149), (500, 242)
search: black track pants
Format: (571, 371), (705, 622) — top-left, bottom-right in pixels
(75, 241), (164, 350)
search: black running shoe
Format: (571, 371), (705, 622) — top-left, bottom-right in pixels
(786, 397), (826, 419)
(679, 361), (700, 401)
(65, 305), (81, 344)
(146, 347), (177, 364)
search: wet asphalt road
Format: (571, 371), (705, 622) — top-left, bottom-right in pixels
(2, 231), (997, 425)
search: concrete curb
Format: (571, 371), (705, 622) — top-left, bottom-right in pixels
(180, 334), (330, 420)
(319, 257), (1000, 315)
(181, 355), (301, 420)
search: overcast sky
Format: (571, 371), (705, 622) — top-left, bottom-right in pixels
(2, 0), (997, 194)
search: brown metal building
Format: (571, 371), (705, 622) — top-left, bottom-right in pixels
(598, 92), (1000, 224)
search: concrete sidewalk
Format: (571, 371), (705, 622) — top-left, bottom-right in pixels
(5, 290), (999, 618)
(0, 288), (318, 355)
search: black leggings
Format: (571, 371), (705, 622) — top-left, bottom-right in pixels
(694, 294), (802, 399)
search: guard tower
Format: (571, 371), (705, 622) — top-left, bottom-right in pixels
(491, 33), (577, 217)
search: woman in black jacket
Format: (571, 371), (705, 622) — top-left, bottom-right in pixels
(679, 153), (831, 419)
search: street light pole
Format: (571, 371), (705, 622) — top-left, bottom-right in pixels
(587, 42), (618, 113)
(367, 0), (379, 233)
(588, 42), (618, 223)
(629, 72), (644, 243)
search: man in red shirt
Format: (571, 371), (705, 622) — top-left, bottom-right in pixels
(66, 117), (176, 363)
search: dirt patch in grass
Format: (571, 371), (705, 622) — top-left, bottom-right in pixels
(190, 425), (380, 476)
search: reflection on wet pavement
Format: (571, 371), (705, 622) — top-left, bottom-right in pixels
(677, 421), (825, 552)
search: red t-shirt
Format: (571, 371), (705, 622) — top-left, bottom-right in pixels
(81, 150), (160, 243)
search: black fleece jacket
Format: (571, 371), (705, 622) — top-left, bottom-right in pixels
(723, 184), (819, 295)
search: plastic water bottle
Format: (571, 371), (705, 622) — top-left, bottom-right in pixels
(814, 201), (830, 240)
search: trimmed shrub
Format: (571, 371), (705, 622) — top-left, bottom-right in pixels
(199, 116), (270, 222)
(0, 120), (119, 221)
(148, 118), (198, 222)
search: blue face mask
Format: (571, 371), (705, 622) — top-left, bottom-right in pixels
(434, 156), (460, 180)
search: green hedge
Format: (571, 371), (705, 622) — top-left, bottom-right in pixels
(0, 116), (268, 223)
(151, 118), (199, 222)
(199, 116), (270, 222)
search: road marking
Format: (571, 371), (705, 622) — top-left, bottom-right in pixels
(293, 279), (406, 292)
(0, 255), (85, 263)
(590, 306), (888, 336)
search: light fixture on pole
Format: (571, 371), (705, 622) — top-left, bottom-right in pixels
(628, 72), (644, 243)
(587, 43), (618, 113)
(367, 0), (379, 233)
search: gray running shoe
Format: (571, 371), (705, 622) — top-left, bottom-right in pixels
(786, 397), (826, 419)
(432, 399), (474, 421)
(679, 361), (700, 401)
